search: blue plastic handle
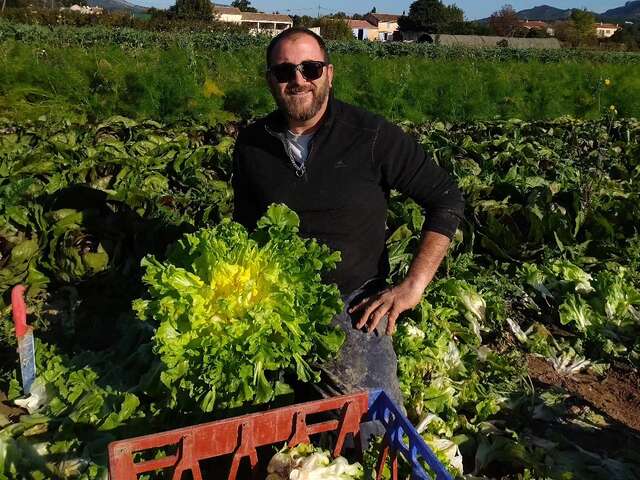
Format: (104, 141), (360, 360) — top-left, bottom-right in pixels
(367, 389), (454, 480)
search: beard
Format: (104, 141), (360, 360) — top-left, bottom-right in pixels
(271, 79), (331, 122)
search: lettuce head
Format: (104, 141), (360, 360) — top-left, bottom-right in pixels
(133, 204), (345, 411)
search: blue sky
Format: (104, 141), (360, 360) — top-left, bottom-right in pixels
(134, 0), (625, 20)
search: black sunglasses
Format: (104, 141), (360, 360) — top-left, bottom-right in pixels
(267, 61), (327, 83)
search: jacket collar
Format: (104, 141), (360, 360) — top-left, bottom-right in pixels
(265, 89), (337, 135)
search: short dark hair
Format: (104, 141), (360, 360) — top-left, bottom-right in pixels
(266, 27), (330, 67)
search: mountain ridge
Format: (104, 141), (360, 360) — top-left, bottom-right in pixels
(479, 2), (640, 23)
(86, 0), (147, 13)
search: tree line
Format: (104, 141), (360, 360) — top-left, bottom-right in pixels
(2, 0), (639, 50)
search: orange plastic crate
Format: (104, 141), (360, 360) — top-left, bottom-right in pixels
(108, 390), (452, 480)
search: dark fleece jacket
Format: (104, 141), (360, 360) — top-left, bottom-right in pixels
(232, 95), (465, 294)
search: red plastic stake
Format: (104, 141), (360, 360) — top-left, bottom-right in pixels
(11, 285), (28, 338)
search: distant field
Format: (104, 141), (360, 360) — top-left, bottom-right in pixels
(1, 39), (639, 124)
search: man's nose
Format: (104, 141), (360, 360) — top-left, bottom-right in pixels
(290, 66), (307, 85)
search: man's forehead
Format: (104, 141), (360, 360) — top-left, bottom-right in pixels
(271, 35), (324, 62)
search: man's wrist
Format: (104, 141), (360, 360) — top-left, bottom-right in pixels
(401, 273), (430, 295)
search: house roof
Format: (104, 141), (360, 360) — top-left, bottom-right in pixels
(240, 11), (292, 23)
(347, 19), (376, 29)
(212, 4), (242, 15)
(519, 20), (547, 29)
(367, 13), (399, 23)
(595, 22), (620, 29)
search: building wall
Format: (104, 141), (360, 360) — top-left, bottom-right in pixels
(377, 21), (398, 33)
(351, 27), (378, 41)
(245, 21), (292, 36)
(217, 13), (242, 23)
(371, 20), (398, 41)
(596, 27), (618, 38)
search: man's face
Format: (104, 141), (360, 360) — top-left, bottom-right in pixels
(267, 34), (334, 123)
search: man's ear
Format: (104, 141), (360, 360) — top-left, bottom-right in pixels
(327, 64), (334, 88)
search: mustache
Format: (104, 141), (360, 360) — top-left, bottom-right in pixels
(285, 86), (314, 95)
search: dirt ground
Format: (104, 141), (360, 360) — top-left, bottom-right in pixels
(527, 354), (640, 432)
(0, 391), (23, 418)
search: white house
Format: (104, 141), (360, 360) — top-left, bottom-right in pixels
(212, 4), (243, 23)
(364, 13), (400, 41)
(212, 5), (292, 36)
(61, 4), (103, 14)
(595, 22), (621, 38)
(239, 12), (293, 36)
(347, 19), (378, 41)
(519, 20), (555, 36)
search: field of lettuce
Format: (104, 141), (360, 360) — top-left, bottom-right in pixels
(1, 23), (640, 480)
(1, 114), (639, 479)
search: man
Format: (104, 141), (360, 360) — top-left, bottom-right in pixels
(232, 28), (465, 406)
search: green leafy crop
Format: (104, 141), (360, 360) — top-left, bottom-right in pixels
(133, 204), (345, 411)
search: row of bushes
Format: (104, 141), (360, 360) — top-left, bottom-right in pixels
(2, 19), (640, 64)
(0, 7), (250, 32)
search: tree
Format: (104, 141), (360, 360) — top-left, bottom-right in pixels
(555, 9), (596, 47)
(292, 14), (315, 27)
(609, 24), (640, 51)
(318, 17), (352, 40)
(488, 4), (520, 37)
(570, 8), (596, 46)
(398, 0), (464, 33)
(371, 6), (376, 13)
(525, 27), (550, 38)
(231, 0), (257, 13)
(175, 0), (211, 19)
(447, 21), (493, 35)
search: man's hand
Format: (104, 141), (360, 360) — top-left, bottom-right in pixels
(349, 279), (425, 335)
(349, 230), (453, 335)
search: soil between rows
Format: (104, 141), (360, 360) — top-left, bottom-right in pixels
(527, 354), (640, 432)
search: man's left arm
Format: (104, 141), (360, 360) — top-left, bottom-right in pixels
(350, 121), (465, 334)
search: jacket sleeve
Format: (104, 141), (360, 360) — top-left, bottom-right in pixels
(373, 121), (465, 239)
(231, 130), (260, 231)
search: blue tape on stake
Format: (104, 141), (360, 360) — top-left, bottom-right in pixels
(17, 330), (37, 395)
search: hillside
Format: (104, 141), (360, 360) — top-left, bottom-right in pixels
(482, 2), (640, 23)
(516, 5), (573, 21)
(87, 0), (147, 13)
(601, 1), (640, 21)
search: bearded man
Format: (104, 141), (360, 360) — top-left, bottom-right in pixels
(232, 28), (465, 406)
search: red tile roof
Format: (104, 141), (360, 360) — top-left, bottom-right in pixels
(520, 20), (548, 29)
(241, 12), (292, 23)
(596, 23), (620, 30)
(212, 5), (242, 15)
(367, 13), (399, 22)
(347, 19), (376, 29)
